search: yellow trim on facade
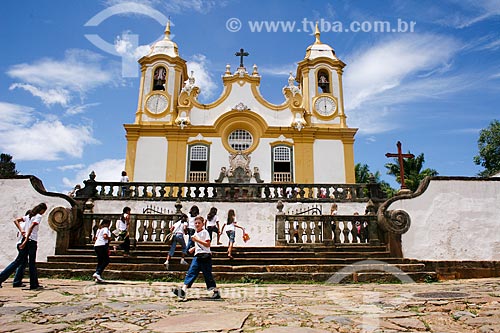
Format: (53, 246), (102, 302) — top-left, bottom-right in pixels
(250, 84), (290, 111)
(342, 138), (356, 183)
(124, 128), (140, 181)
(191, 83), (232, 109)
(293, 136), (315, 183)
(165, 133), (188, 182)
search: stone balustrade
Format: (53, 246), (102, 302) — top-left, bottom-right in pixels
(75, 181), (382, 203)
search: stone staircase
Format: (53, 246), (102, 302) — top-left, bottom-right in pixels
(38, 243), (437, 283)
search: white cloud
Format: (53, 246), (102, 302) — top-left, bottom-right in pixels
(66, 102), (101, 115)
(439, 0), (500, 28)
(343, 34), (469, 134)
(187, 54), (218, 101)
(58, 164), (85, 171)
(0, 102), (99, 161)
(62, 159), (126, 188)
(9, 83), (71, 107)
(0, 102), (34, 130)
(105, 0), (223, 14)
(6, 49), (115, 106)
(345, 34), (462, 110)
(259, 63), (297, 76)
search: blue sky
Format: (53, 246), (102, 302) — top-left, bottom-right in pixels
(1, 0), (499, 193)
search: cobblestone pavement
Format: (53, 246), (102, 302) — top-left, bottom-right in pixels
(0, 278), (499, 332)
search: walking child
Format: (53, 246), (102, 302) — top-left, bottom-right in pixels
(172, 215), (220, 300)
(164, 213), (189, 269)
(205, 207), (222, 245)
(115, 206), (131, 256)
(93, 219), (111, 283)
(220, 209), (245, 259)
(0, 209), (32, 288)
(0, 203), (47, 290)
(186, 205), (199, 252)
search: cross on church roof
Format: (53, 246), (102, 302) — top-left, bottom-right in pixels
(385, 141), (415, 190)
(235, 48), (249, 68)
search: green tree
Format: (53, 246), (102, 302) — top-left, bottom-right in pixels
(385, 153), (438, 192)
(0, 153), (18, 178)
(473, 119), (500, 177)
(355, 163), (396, 198)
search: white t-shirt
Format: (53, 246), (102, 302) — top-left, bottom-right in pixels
(172, 220), (185, 235)
(94, 227), (111, 246)
(17, 215), (29, 244)
(117, 214), (129, 231)
(26, 214), (42, 241)
(225, 222), (237, 232)
(206, 215), (219, 227)
(120, 175), (129, 182)
(187, 216), (196, 229)
(193, 229), (211, 255)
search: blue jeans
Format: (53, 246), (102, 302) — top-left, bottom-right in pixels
(226, 230), (236, 243)
(184, 254), (216, 290)
(94, 244), (110, 276)
(0, 243), (28, 286)
(26, 240), (39, 289)
(169, 234), (187, 257)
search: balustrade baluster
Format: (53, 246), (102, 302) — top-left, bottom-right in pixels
(342, 221), (350, 243)
(146, 219), (153, 241)
(137, 219), (146, 242)
(313, 220), (321, 243)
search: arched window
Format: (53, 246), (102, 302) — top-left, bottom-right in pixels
(272, 145), (293, 183)
(153, 66), (167, 91)
(317, 70), (330, 94)
(188, 145), (209, 182)
(228, 129), (253, 151)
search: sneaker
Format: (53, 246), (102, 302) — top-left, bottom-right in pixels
(210, 290), (221, 300)
(29, 285), (44, 290)
(180, 258), (188, 265)
(13, 283), (26, 288)
(163, 260), (169, 269)
(92, 273), (104, 283)
(172, 287), (186, 299)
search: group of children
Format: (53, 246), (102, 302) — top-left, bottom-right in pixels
(0, 203), (48, 290)
(91, 205), (247, 300)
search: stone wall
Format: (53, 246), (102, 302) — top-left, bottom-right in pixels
(0, 177), (73, 267)
(389, 177), (500, 261)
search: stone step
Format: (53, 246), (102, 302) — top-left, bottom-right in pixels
(75, 244), (389, 253)
(36, 267), (437, 283)
(46, 254), (398, 265)
(60, 248), (393, 258)
(37, 262), (427, 273)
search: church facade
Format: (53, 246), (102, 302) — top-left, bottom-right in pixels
(124, 22), (357, 184)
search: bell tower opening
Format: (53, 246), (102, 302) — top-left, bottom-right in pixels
(317, 69), (330, 94)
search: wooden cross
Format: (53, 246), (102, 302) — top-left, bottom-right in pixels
(235, 48), (249, 68)
(385, 141), (415, 190)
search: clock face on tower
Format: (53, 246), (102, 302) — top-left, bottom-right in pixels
(314, 96), (337, 118)
(146, 93), (169, 115)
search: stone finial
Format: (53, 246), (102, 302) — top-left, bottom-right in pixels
(277, 200), (284, 214)
(288, 72), (295, 86)
(225, 64), (231, 75)
(252, 64), (259, 76)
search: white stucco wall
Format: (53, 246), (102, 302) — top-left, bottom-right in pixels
(134, 137), (168, 181)
(389, 178), (500, 261)
(313, 140), (345, 183)
(0, 178), (72, 267)
(92, 200), (369, 247)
